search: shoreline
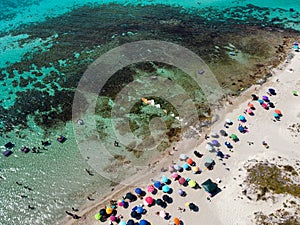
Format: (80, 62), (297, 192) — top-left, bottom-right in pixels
(57, 44), (300, 224)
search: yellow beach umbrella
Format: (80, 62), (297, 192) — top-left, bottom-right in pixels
(188, 180), (197, 188)
(106, 207), (113, 215)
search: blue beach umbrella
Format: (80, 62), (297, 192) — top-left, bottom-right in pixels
(139, 219), (148, 225)
(136, 206), (144, 214)
(162, 185), (170, 193)
(258, 99), (264, 104)
(238, 126), (245, 133)
(274, 113), (280, 118)
(238, 115), (245, 121)
(182, 163), (189, 170)
(127, 220), (135, 225)
(135, 188), (142, 195)
(154, 181), (161, 189)
(119, 221), (127, 225)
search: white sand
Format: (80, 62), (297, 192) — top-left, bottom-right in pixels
(59, 49), (300, 225)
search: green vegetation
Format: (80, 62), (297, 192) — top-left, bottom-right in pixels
(247, 162), (300, 198)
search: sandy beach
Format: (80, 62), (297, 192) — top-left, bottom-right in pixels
(59, 47), (300, 225)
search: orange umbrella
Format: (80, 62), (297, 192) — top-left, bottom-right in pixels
(248, 103), (254, 109)
(174, 217), (180, 225)
(186, 158), (194, 165)
(274, 109), (282, 115)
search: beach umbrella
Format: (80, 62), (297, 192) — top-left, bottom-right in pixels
(99, 209), (106, 216)
(174, 218), (180, 225)
(182, 163), (190, 170)
(251, 94), (258, 100)
(94, 213), (101, 220)
(147, 185), (155, 193)
(217, 150), (224, 158)
(189, 203), (196, 210)
(262, 102), (269, 109)
(262, 96), (269, 101)
(173, 164), (182, 171)
(225, 141), (232, 148)
(106, 207), (113, 215)
(292, 90), (298, 96)
(178, 177), (186, 185)
(178, 189), (184, 196)
(139, 219), (148, 225)
(145, 196), (154, 205)
(268, 88), (276, 95)
(162, 195), (169, 202)
(192, 166), (199, 173)
(258, 99), (264, 104)
(125, 192), (134, 200)
(119, 221), (126, 225)
(188, 180), (197, 188)
(154, 181), (162, 189)
(238, 115), (245, 121)
(219, 129), (227, 136)
(131, 211), (138, 218)
(274, 113), (279, 118)
(127, 220), (135, 225)
(159, 210), (166, 218)
(210, 132), (218, 138)
(179, 154), (188, 160)
(161, 175), (169, 183)
(246, 109), (253, 115)
(162, 185), (170, 193)
(136, 206), (144, 214)
(205, 157), (214, 164)
(168, 165), (175, 172)
(205, 143), (214, 152)
(156, 198), (163, 206)
(135, 188), (142, 195)
(225, 118), (232, 124)
(211, 139), (219, 146)
(186, 158), (194, 165)
(274, 109), (282, 115)
(118, 200), (125, 207)
(230, 134), (238, 140)
(172, 172), (179, 179)
(110, 215), (117, 222)
(248, 103), (254, 109)
(238, 126), (245, 133)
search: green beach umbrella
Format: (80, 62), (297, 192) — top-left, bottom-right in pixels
(230, 134), (238, 140)
(292, 90), (298, 96)
(94, 213), (101, 220)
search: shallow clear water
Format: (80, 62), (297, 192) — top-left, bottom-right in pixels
(0, 1), (300, 225)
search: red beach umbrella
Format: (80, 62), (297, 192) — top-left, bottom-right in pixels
(145, 196), (154, 205)
(178, 177), (186, 185)
(186, 158), (194, 165)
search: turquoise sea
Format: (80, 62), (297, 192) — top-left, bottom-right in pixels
(0, 1), (300, 225)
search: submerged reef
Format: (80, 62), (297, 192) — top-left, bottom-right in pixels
(1, 3), (299, 136)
